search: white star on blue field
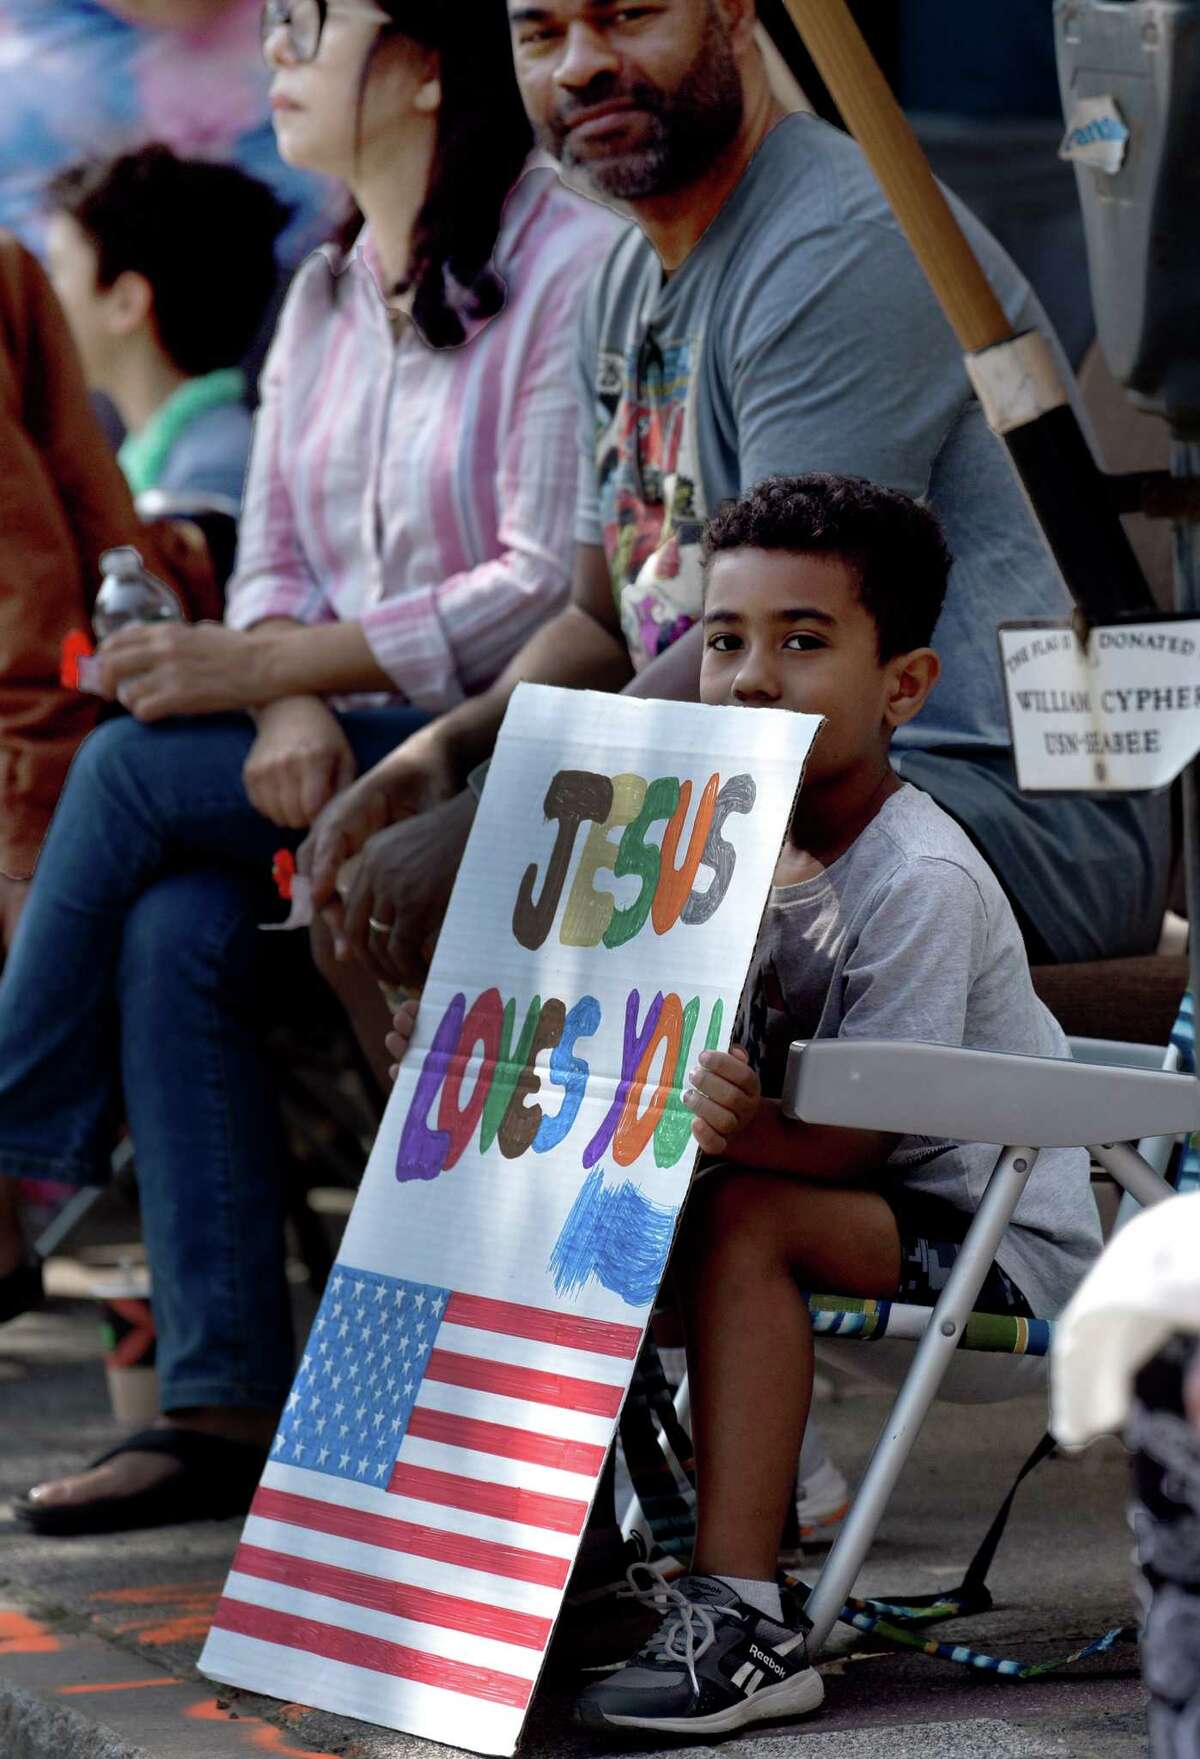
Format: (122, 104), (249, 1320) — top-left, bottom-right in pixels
(271, 1268), (450, 1487)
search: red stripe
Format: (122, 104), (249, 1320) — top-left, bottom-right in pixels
(232, 1544), (551, 1651)
(388, 1463), (587, 1535)
(250, 1488), (568, 1589)
(406, 1407), (606, 1477)
(211, 1597), (532, 1710)
(444, 1292), (641, 1359)
(426, 1348), (622, 1418)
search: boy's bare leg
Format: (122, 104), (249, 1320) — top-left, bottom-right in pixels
(676, 1168), (902, 1582)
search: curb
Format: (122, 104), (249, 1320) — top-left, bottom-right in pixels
(0, 1675), (147, 1759)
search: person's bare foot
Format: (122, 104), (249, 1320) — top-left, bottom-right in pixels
(23, 1407), (278, 1509)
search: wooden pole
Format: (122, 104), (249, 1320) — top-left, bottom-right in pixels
(764, 0), (1155, 621)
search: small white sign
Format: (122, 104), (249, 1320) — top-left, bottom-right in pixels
(1059, 95), (1130, 175)
(999, 618), (1200, 793)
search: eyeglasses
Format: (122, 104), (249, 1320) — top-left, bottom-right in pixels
(260, 0), (390, 63)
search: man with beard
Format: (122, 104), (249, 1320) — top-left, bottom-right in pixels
(301, 0), (1167, 984)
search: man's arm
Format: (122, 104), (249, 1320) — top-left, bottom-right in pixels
(299, 543), (631, 936)
(621, 619), (702, 702)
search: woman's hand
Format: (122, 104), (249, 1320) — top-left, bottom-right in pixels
(384, 998), (420, 1083)
(243, 697), (357, 830)
(95, 622), (267, 721)
(684, 1046), (762, 1156)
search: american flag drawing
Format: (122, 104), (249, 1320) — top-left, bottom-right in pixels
(200, 1265), (642, 1753)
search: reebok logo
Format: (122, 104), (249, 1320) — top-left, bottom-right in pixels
(748, 1643), (786, 1678)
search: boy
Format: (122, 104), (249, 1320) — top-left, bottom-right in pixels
(45, 144), (286, 508)
(387, 473), (1102, 1737)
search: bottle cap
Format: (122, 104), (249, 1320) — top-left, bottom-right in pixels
(98, 546), (146, 577)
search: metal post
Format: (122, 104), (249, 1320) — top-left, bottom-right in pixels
(1090, 1141), (1177, 1209)
(1172, 436), (1200, 1012)
(802, 1144), (1039, 1655)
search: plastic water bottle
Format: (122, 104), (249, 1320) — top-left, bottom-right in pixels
(93, 547), (184, 641)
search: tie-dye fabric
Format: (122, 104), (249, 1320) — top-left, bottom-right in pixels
(0, 0), (330, 262)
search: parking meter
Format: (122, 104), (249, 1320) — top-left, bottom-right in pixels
(1055, 0), (1200, 435)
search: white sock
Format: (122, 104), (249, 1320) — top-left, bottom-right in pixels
(798, 1421), (829, 1479)
(714, 1575), (783, 1622)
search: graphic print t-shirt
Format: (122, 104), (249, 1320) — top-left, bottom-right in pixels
(573, 113), (1075, 743)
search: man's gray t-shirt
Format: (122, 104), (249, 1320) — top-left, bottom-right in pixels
(743, 785), (1102, 1319)
(573, 112), (1169, 962)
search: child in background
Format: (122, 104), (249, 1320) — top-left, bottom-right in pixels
(46, 145), (286, 507)
(390, 472), (1103, 1738)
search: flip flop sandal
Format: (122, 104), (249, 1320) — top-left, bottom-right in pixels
(11, 1425), (269, 1536)
(0, 1259), (42, 1325)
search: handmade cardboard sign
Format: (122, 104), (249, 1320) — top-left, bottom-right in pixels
(200, 684), (819, 1755)
(998, 616), (1200, 793)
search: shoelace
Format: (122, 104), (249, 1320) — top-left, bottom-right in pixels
(618, 1562), (738, 1696)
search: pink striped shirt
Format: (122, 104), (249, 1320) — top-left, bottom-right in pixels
(225, 167), (620, 712)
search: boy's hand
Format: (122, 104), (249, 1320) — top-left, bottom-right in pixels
(684, 1047), (761, 1155)
(384, 997), (419, 1084)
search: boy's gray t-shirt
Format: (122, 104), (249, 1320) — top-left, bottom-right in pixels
(744, 785), (1102, 1319)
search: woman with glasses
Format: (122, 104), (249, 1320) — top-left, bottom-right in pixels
(1, 0), (616, 1533)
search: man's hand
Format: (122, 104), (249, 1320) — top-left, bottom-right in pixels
(96, 622), (264, 720)
(298, 728), (460, 911)
(243, 697), (356, 829)
(684, 1047), (762, 1156)
(334, 789), (477, 986)
(384, 997), (419, 1083)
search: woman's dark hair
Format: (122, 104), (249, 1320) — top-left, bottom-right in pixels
(364, 1), (535, 347)
(704, 473), (953, 658)
(48, 145), (288, 376)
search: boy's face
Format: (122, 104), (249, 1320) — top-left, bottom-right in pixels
(699, 547), (937, 783)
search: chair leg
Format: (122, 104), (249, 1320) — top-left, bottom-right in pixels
(802, 1144), (1040, 1655)
(1090, 1141), (1176, 1209)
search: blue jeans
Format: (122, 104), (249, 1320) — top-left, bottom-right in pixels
(0, 706), (427, 1414)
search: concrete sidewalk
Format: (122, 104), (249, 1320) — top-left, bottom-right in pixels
(0, 1276), (1149, 1759)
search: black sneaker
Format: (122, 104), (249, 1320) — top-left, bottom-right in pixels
(575, 1568), (823, 1736)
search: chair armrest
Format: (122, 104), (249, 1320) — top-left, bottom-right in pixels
(782, 1039), (1200, 1148)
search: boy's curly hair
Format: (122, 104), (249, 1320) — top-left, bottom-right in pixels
(704, 473), (953, 658)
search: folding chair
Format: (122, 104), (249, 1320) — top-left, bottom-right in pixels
(780, 1037), (1200, 1655)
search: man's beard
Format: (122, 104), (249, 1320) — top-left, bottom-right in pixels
(538, 7), (744, 200)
